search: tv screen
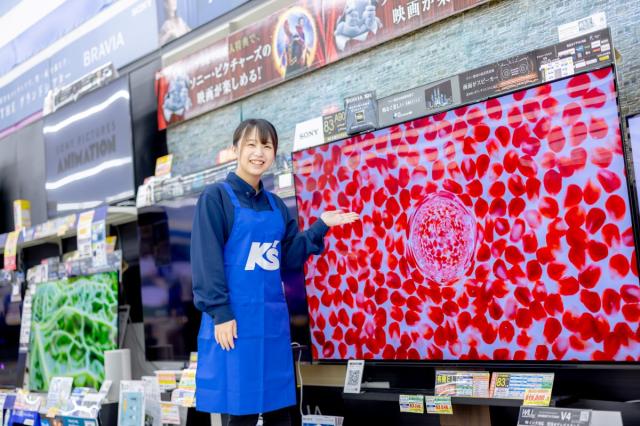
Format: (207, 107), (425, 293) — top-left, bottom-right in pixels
(0, 283), (21, 387)
(43, 77), (135, 218)
(138, 177), (311, 361)
(29, 271), (118, 391)
(293, 66), (640, 362)
(629, 113), (640, 210)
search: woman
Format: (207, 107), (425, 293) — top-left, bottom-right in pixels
(191, 119), (359, 426)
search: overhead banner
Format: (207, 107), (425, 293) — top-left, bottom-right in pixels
(0, 0), (159, 134)
(0, 61), (51, 133)
(323, 0), (488, 61)
(0, 0), (116, 76)
(157, 0), (327, 129)
(156, 0), (250, 45)
(157, 0), (490, 129)
(50, 0), (159, 91)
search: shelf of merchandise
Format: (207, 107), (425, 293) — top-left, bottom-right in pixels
(342, 389), (569, 407)
(0, 206), (137, 255)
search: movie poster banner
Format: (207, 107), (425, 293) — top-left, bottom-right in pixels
(157, 0), (489, 129)
(322, 0), (490, 61)
(156, 0), (326, 129)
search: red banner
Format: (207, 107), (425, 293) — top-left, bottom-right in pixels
(324, 0), (488, 61)
(156, 0), (490, 130)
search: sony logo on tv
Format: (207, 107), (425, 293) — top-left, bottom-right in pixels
(300, 129), (320, 138)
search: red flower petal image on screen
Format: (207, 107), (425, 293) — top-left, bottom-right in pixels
(408, 191), (477, 284)
(293, 66), (640, 362)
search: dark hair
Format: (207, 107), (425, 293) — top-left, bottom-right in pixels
(233, 118), (278, 154)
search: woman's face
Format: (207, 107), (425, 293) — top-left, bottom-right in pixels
(234, 127), (275, 179)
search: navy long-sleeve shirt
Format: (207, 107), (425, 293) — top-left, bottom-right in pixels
(191, 172), (329, 325)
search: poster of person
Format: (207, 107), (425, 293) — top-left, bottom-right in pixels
(156, 0), (193, 45)
(273, 6), (320, 79)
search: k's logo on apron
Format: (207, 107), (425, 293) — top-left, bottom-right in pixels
(245, 240), (280, 271)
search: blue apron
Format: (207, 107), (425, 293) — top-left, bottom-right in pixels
(195, 183), (296, 415)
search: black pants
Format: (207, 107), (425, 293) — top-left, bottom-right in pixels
(227, 407), (291, 426)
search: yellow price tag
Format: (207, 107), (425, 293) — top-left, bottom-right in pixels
(523, 388), (552, 406)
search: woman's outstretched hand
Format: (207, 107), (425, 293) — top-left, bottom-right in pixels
(320, 210), (360, 227)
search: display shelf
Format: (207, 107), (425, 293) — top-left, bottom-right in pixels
(342, 389), (569, 407)
(0, 206), (137, 254)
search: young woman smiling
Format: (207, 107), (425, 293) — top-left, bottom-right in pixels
(191, 118), (359, 426)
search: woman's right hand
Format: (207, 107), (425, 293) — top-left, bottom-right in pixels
(214, 319), (238, 351)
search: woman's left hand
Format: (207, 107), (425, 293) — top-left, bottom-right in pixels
(320, 210), (360, 227)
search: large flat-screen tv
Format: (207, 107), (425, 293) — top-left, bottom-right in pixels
(629, 113), (640, 211)
(29, 271), (118, 391)
(293, 66), (640, 362)
(43, 77), (135, 218)
(0, 283), (21, 388)
(137, 175), (312, 361)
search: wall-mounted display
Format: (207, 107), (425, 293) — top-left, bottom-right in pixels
(43, 77), (135, 218)
(29, 271), (118, 391)
(293, 67), (640, 362)
(627, 113), (640, 210)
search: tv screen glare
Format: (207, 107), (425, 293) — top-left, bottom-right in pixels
(293, 67), (640, 362)
(43, 77), (135, 218)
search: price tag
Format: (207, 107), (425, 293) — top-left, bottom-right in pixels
(343, 360), (364, 394)
(425, 396), (453, 415)
(157, 372), (177, 391)
(155, 154), (174, 178)
(490, 373), (554, 399)
(178, 369), (196, 391)
(399, 395), (424, 414)
(523, 388), (552, 406)
(188, 352), (198, 369)
(435, 370), (490, 397)
(160, 403), (181, 425)
(77, 211), (95, 258)
(3, 230), (20, 271)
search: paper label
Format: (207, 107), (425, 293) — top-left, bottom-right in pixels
(155, 154), (174, 178)
(160, 403), (181, 425)
(490, 373), (554, 399)
(77, 211), (95, 258)
(178, 369), (196, 391)
(157, 372), (177, 391)
(4, 230), (20, 271)
(188, 352), (198, 369)
(425, 396), (453, 415)
(301, 415), (344, 426)
(523, 388), (552, 406)
(435, 370), (490, 397)
(343, 360), (364, 394)
(399, 395), (424, 414)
